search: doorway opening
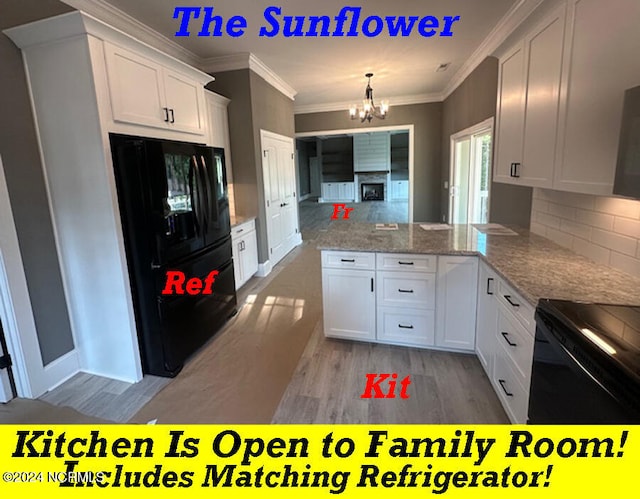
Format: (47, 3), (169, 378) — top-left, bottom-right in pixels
(449, 118), (493, 224)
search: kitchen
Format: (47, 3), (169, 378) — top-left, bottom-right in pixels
(0, 0), (639, 426)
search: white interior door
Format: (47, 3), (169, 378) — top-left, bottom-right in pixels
(261, 131), (300, 268)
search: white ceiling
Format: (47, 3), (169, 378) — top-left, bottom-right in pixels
(66, 0), (529, 110)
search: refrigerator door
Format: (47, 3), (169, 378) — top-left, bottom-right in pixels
(196, 146), (231, 248)
(153, 239), (236, 376)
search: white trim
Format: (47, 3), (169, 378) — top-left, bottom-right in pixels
(442, 0), (545, 99)
(202, 53), (298, 100)
(295, 124), (414, 223)
(49, 0), (545, 108)
(42, 350), (80, 391)
(294, 93), (442, 115)
(0, 156), (46, 399)
(60, 0), (200, 65)
(256, 261), (273, 278)
(448, 118), (495, 224)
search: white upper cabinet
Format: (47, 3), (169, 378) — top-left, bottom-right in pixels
(494, 43), (526, 184)
(353, 132), (391, 172)
(105, 42), (206, 136)
(494, 0), (640, 195)
(494, 5), (565, 187)
(554, 0), (640, 195)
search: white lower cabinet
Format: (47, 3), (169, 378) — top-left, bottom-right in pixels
(491, 286), (536, 424)
(321, 252), (476, 352)
(475, 261), (498, 377)
(322, 267), (376, 341)
(231, 220), (258, 290)
(435, 256), (478, 351)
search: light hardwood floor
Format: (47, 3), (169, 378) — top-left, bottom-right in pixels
(299, 198), (409, 241)
(37, 238), (508, 425)
(272, 324), (508, 424)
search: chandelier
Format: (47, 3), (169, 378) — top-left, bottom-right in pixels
(349, 73), (389, 123)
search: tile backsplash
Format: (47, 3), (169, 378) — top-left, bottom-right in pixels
(530, 188), (640, 279)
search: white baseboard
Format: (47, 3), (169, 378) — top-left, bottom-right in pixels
(43, 349), (80, 392)
(299, 193), (311, 202)
(257, 260), (272, 277)
(295, 233), (303, 246)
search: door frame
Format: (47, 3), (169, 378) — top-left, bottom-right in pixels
(296, 124), (415, 222)
(448, 117), (494, 224)
(0, 155), (48, 399)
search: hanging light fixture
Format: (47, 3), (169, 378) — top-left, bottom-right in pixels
(349, 73), (389, 123)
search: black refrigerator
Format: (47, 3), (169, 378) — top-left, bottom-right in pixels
(110, 133), (237, 377)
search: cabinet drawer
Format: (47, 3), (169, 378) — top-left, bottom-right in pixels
(493, 348), (529, 424)
(497, 279), (535, 331)
(376, 253), (436, 273)
(377, 271), (436, 309)
(497, 306), (534, 386)
(377, 307), (435, 347)
(322, 251), (375, 270)
(231, 219), (255, 239)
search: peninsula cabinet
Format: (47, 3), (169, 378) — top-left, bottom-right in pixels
(321, 252), (376, 341)
(435, 256), (478, 351)
(475, 261), (499, 378)
(320, 252), (477, 352)
(494, 0), (640, 195)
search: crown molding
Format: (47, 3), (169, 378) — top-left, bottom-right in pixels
(441, 0), (545, 100)
(201, 53), (297, 101)
(60, 0), (200, 66)
(294, 93), (443, 115)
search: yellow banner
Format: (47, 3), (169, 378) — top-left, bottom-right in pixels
(0, 425), (636, 497)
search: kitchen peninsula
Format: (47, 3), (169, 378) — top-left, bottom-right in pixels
(317, 222), (640, 423)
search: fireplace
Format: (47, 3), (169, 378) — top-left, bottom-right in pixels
(362, 183), (384, 201)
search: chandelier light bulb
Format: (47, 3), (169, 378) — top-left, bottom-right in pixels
(348, 73), (389, 123)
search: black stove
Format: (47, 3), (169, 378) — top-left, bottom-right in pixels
(529, 299), (640, 424)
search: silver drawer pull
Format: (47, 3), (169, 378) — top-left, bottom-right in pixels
(501, 332), (517, 347)
(398, 324), (414, 329)
(398, 261), (414, 265)
(341, 258), (355, 263)
(504, 295), (520, 308)
(398, 289), (414, 293)
(498, 379), (513, 397)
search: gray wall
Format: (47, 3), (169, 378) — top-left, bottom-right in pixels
(207, 69), (296, 262)
(0, 0), (75, 364)
(296, 103), (443, 222)
(296, 140), (311, 197)
(442, 56), (532, 227)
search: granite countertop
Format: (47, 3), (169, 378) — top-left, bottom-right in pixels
(230, 215), (256, 228)
(316, 222), (640, 307)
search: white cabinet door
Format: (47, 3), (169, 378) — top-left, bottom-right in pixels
(164, 69), (206, 135)
(322, 268), (376, 341)
(435, 256), (478, 351)
(241, 229), (259, 285)
(476, 261), (498, 377)
(339, 182), (355, 201)
(554, 0), (640, 195)
(104, 43), (167, 129)
(232, 236), (243, 290)
(104, 42), (206, 136)
(390, 180), (409, 200)
(354, 132), (391, 172)
(520, 6), (566, 188)
(494, 43), (526, 184)
(321, 182), (339, 200)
